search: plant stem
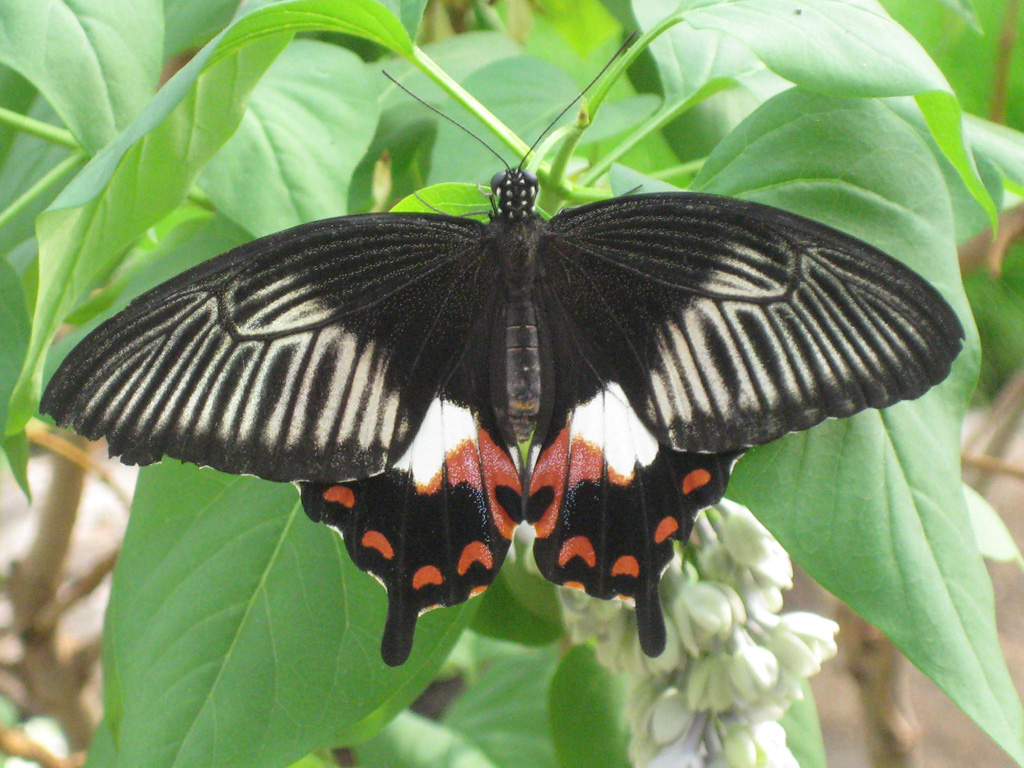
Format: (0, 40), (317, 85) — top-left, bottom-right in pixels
(538, 108), (590, 212)
(649, 157), (706, 181)
(409, 45), (530, 162)
(0, 150), (87, 232)
(0, 106), (79, 149)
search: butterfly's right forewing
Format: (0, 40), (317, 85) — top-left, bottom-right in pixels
(41, 213), (492, 483)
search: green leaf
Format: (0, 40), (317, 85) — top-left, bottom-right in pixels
(0, 98), (76, 257)
(1, 430), (29, 499)
(0, 0), (162, 151)
(964, 484), (1024, 570)
(210, 0), (414, 65)
(390, 182), (491, 217)
(780, 682), (827, 768)
(359, 646), (560, 768)
(98, 461), (470, 768)
(548, 646), (630, 768)
(0, 257), (28, 435)
(200, 39), (380, 236)
(634, 0), (994, 222)
(164, 0), (239, 57)
(470, 566), (564, 647)
(697, 89), (1024, 765)
(964, 114), (1024, 196)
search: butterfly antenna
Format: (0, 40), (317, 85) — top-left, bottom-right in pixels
(383, 71), (510, 170)
(518, 32), (637, 171)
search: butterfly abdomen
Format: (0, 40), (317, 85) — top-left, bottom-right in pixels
(504, 290), (542, 442)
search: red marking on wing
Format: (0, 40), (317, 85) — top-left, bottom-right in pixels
(361, 530), (394, 559)
(558, 536), (597, 567)
(531, 428), (568, 538)
(412, 565), (443, 589)
(611, 555), (640, 577)
(478, 427), (520, 538)
(446, 438), (482, 488)
(654, 516), (679, 543)
(568, 436), (602, 485)
(323, 485), (355, 507)
(457, 541), (493, 575)
(470, 585), (488, 597)
(563, 581), (586, 591)
(682, 468), (712, 494)
(568, 436), (635, 486)
(415, 471), (443, 495)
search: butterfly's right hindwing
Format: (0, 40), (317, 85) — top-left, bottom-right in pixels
(41, 214), (491, 483)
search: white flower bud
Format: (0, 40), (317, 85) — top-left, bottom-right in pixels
(779, 612), (839, 662)
(770, 627), (821, 677)
(685, 655), (732, 712)
(649, 687), (696, 745)
(722, 724), (758, 768)
(752, 721), (798, 768)
(672, 582), (742, 653)
(728, 644), (780, 704)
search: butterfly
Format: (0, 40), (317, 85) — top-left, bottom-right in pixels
(40, 166), (964, 666)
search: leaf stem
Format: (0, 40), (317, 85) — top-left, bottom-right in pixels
(0, 106), (79, 149)
(0, 150), (88, 232)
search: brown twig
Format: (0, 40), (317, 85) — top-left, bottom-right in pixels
(25, 423), (132, 510)
(962, 452), (1024, 483)
(35, 548), (119, 635)
(0, 721), (80, 768)
(990, 0), (1021, 124)
(958, 203), (1024, 276)
(837, 604), (921, 768)
(962, 366), (1024, 491)
(6, 440), (98, 750)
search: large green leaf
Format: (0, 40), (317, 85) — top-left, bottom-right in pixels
(0, 0), (162, 151)
(95, 461), (470, 768)
(633, 0), (992, 222)
(359, 647), (560, 768)
(200, 39), (380, 236)
(548, 646), (630, 768)
(692, 89), (1024, 765)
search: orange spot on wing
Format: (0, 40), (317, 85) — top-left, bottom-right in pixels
(558, 536), (597, 567)
(530, 428), (568, 538)
(611, 555), (640, 577)
(682, 468), (711, 494)
(361, 530), (394, 559)
(563, 581), (586, 591)
(470, 585), (488, 597)
(412, 565), (443, 589)
(323, 485), (355, 507)
(457, 541), (493, 575)
(654, 516), (679, 543)
(478, 428), (520, 538)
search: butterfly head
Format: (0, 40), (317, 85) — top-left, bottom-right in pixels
(490, 169), (539, 222)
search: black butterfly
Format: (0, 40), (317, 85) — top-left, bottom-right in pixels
(41, 167), (963, 665)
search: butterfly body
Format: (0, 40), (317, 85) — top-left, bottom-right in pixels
(41, 168), (963, 665)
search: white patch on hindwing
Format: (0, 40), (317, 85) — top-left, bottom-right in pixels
(392, 399), (477, 485)
(571, 383), (659, 474)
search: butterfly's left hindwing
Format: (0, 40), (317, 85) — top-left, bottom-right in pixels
(526, 382), (739, 655)
(300, 316), (524, 666)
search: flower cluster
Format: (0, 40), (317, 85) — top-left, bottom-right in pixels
(558, 499), (838, 768)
